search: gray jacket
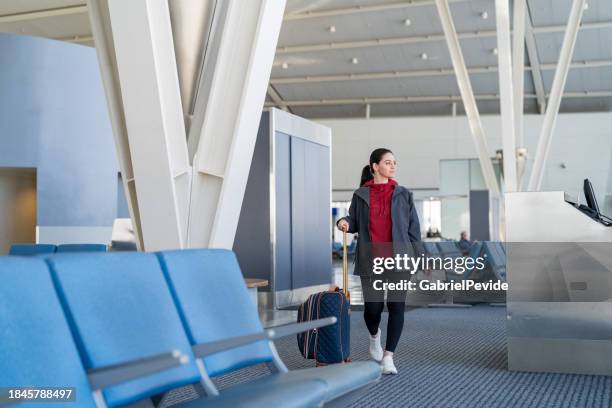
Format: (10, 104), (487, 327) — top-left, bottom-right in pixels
(340, 185), (422, 277)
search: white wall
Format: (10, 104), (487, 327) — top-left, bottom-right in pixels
(319, 112), (612, 204)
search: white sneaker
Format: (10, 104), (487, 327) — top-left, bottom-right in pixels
(369, 329), (383, 362)
(381, 355), (398, 375)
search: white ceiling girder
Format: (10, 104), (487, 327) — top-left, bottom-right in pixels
(87, 0), (143, 250)
(495, 0), (517, 192)
(528, 0), (586, 192)
(106, 0), (191, 251)
(188, 0), (286, 249)
(263, 91), (612, 108)
(271, 59), (612, 85)
(284, 0), (467, 21)
(435, 0), (500, 197)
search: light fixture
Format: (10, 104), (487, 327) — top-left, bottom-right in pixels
(281, 62), (289, 69)
(481, 11), (489, 20)
(420, 52), (428, 60)
(351, 57), (359, 65)
(492, 48), (498, 55)
(583, 3), (589, 10)
(329, 25), (336, 33)
(404, 18), (412, 26)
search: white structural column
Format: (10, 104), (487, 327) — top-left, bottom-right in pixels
(435, 0), (500, 197)
(87, 0), (144, 250)
(106, 0), (191, 250)
(528, 0), (586, 191)
(496, 0), (518, 192)
(512, 0), (526, 148)
(525, 9), (547, 114)
(187, 0), (286, 248)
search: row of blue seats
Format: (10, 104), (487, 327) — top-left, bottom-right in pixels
(1, 249), (380, 407)
(423, 241), (506, 281)
(9, 243), (107, 256)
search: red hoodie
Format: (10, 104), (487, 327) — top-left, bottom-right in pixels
(364, 178), (397, 244)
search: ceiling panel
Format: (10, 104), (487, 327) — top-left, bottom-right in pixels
(541, 66), (612, 93)
(535, 27), (612, 64)
(274, 71), (536, 101)
(290, 104), (365, 118)
(273, 36), (499, 78)
(0, 12), (91, 41)
(279, 0), (495, 47)
(559, 96), (612, 112)
(0, 0), (84, 15)
(527, 0), (612, 26)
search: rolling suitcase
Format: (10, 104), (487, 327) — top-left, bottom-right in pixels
(297, 231), (351, 365)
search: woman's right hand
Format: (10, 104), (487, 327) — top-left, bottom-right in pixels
(337, 219), (349, 232)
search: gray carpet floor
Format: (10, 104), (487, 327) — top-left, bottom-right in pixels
(162, 306), (612, 408)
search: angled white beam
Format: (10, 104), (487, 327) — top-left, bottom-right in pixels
(275, 20), (612, 55)
(267, 84), (289, 112)
(435, 0), (500, 197)
(284, 0), (466, 21)
(270, 59), (612, 85)
(87, 0), (143, 250)
(0, 5), (87, 23)
(513, 0), (527, 191)
(525, 7), (547, 113)
(512, 0), (526, 148)
(496, 0), (517, 192)
(188, 0), (286, 249)
(105, 0), (191, 250)
(528, 0), (586, 192)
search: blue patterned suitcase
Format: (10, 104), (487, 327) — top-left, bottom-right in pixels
(297, 289), (350, 365)
(297, 231), (351, 365)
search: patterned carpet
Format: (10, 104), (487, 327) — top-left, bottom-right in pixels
(163, 306), (612, 408)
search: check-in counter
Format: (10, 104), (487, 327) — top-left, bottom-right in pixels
(505, 191), (612, 375)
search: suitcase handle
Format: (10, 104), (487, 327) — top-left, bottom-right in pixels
(342, 231), (350, 299)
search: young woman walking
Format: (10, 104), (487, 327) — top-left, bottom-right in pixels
(337, 148), (421, 374)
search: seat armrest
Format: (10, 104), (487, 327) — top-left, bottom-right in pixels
(192, 317), (337, 358)
(266, 317), (337, 340)
(87, 350), (188, 390)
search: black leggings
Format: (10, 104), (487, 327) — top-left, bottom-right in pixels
(360, 276), (407, 353)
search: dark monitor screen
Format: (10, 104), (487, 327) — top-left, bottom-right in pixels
(584, 179), (600, 214)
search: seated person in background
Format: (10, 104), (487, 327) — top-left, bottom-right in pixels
(458, 231), (471, 254)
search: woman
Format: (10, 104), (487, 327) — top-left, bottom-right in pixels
(337, 148), (421, 375)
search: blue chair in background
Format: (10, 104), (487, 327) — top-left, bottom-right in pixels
(8, 243), (57, 256)
(57, 244), (107, 253)
(0, 257), (189, 408)
(46, 252), (328, 408)
(156, 249), (381, 406)
(436, 241), (463, 258)
(482, 241), (507, 281)
(460, 241), (484, 280)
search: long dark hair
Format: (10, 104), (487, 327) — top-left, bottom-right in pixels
(360, 148), (393, 186)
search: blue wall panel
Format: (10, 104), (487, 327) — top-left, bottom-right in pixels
(0, 33), (118, 228)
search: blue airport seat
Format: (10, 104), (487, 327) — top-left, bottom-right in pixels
(461, 242), (484, 280)
(156, 249), (381, 404)
(436, 241), (463, 258)
(423, 241), (441, 256)
(57, 244), (107, 253)
(8, 243), (57, 256)
(482, 242), (507, 281)
(46, 252), (328, 408)
(0, 257), (97, 407)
